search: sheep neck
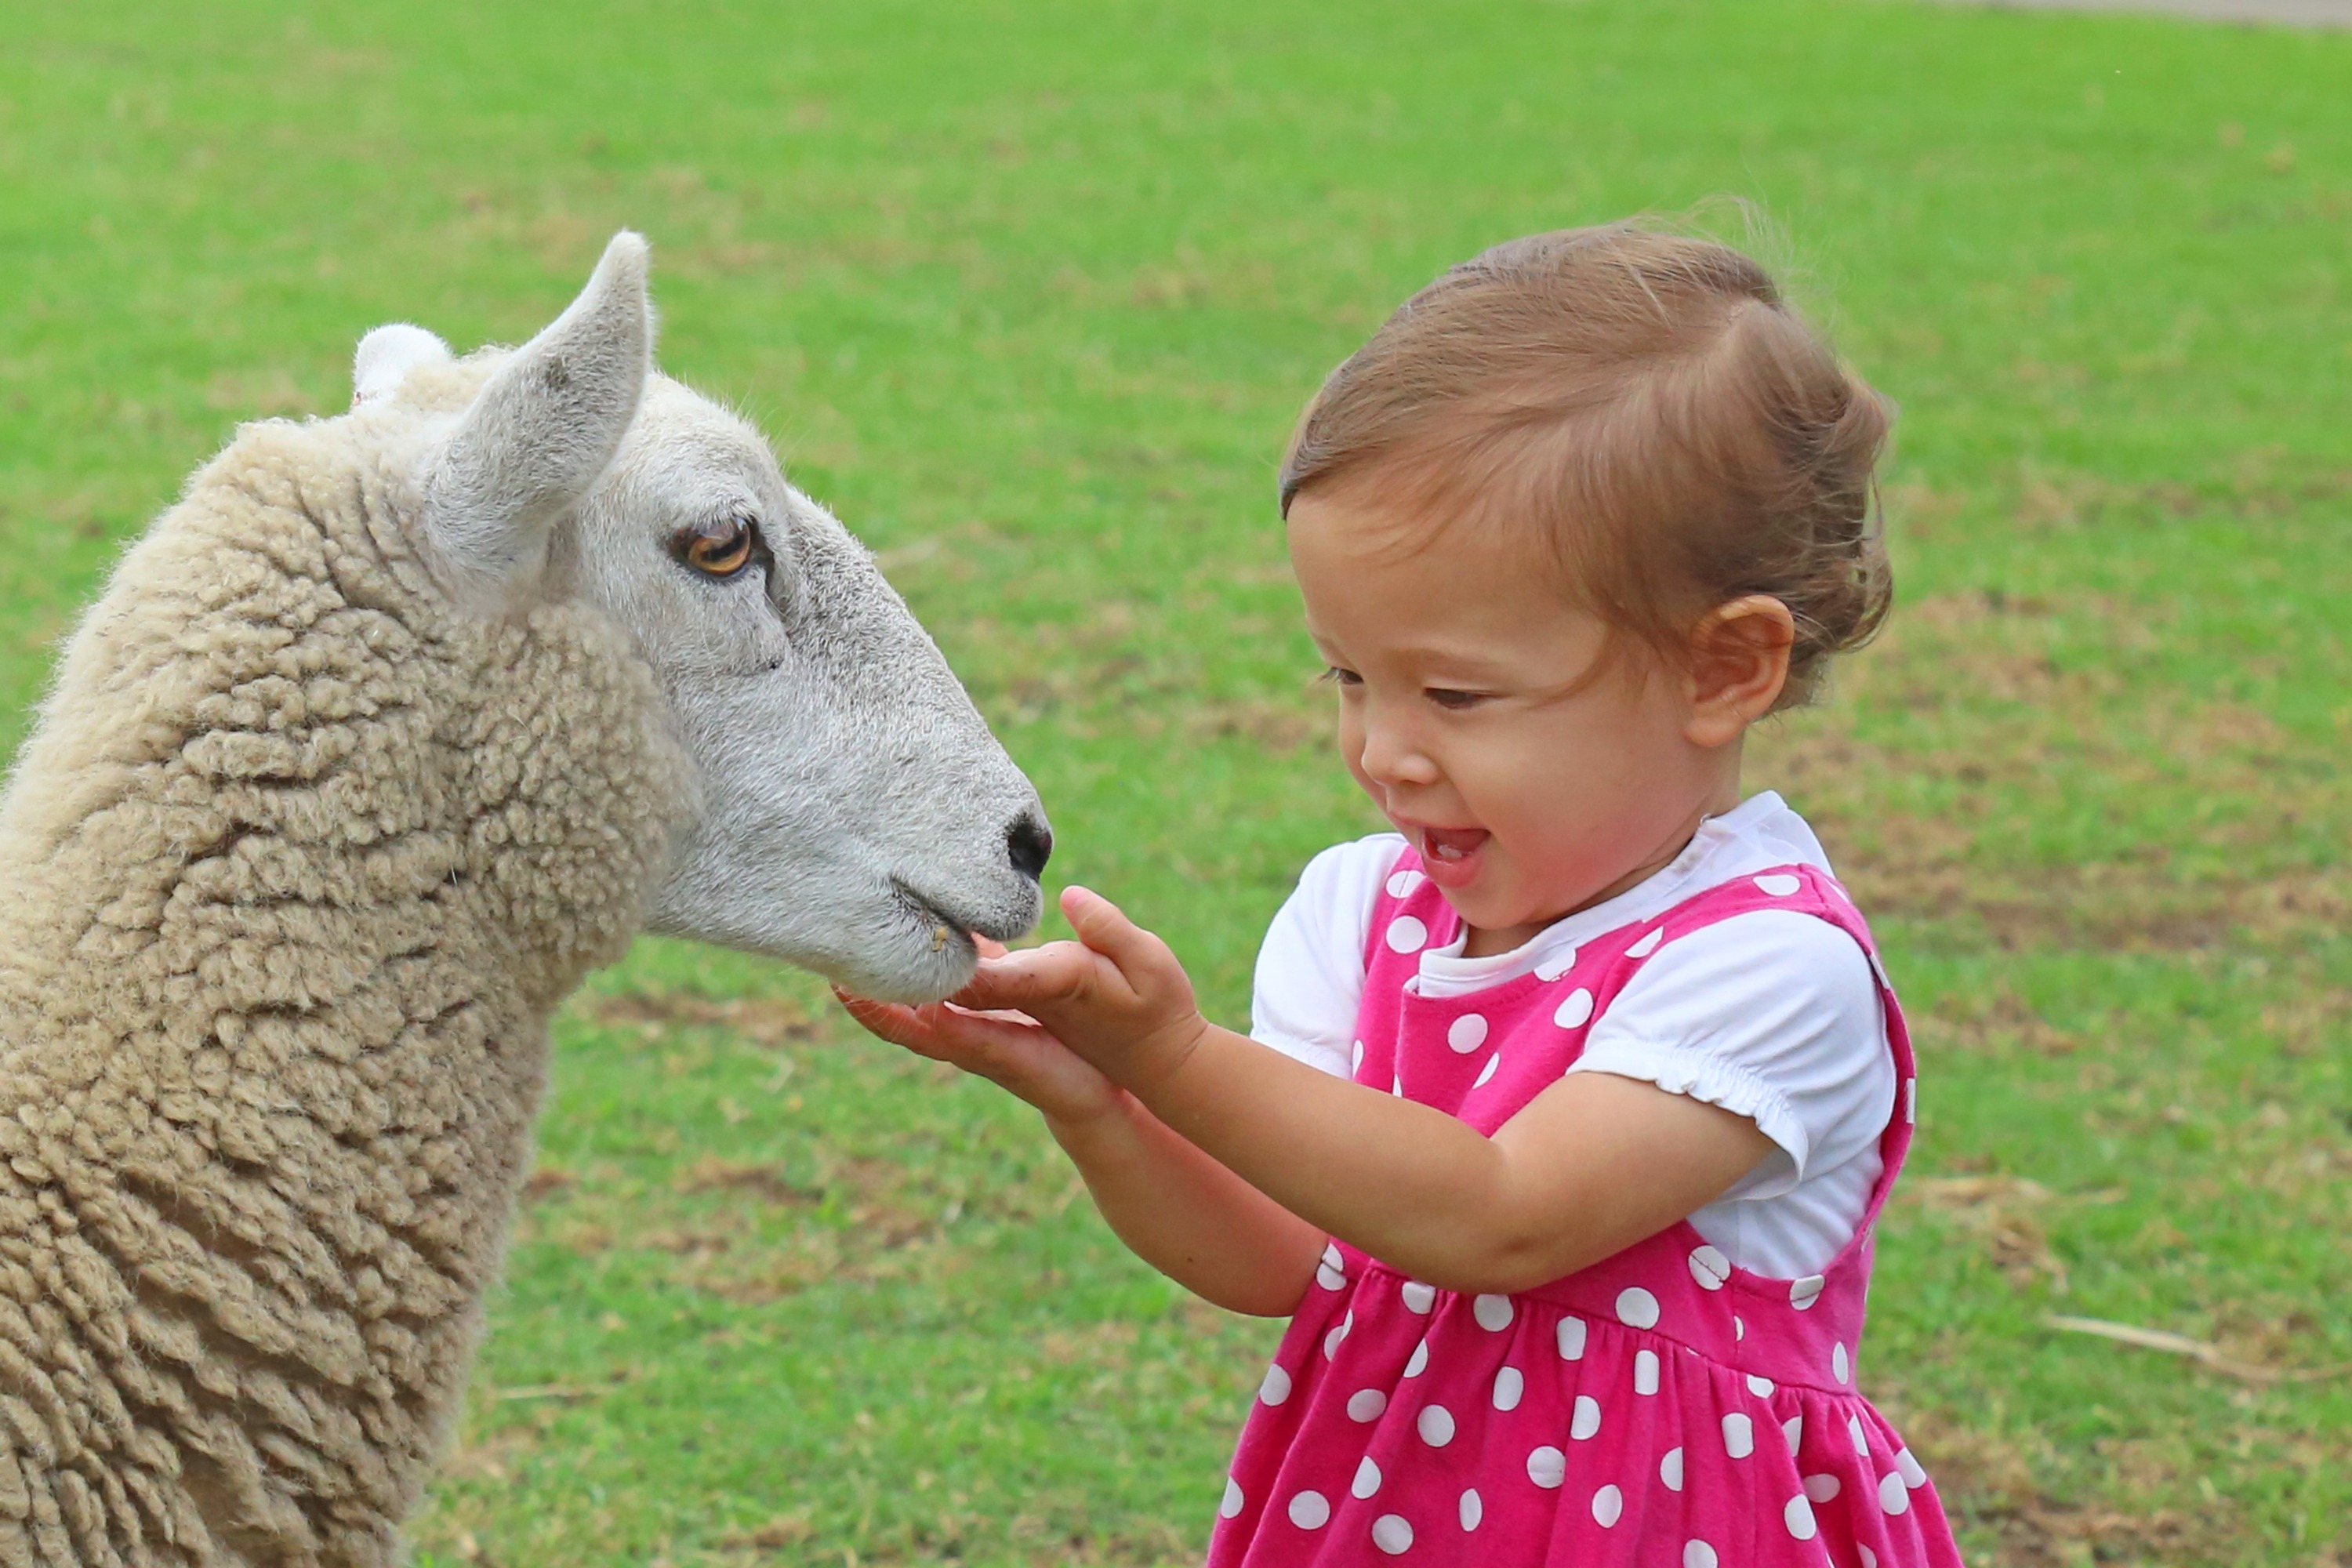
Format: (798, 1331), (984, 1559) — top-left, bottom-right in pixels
(0, 419), (683, 1566)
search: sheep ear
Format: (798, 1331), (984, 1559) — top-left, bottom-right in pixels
(352, 323), (452, 406)
(423, 230), (652, 595)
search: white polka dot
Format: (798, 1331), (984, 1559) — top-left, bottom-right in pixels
(1896, 1446), (1928, 1488)
(1289, 1490), (1331, 1530)
(1879, 1472), (1911, 1515)
(1400, 1280), (1436, 1314)
(1446, 1013), (1489, 1053)
(1570, 1395), (1601, 1440)
(1684, 1542), (1719, 1568)
(1347, 1388), (1389, 1422)
(1404, 1338), (1430, 1377)
(1592, 1483), (1624, 1528)
(1634, 1349), (1660, 1396)
(1526, 1446), (1566, 1489)
(1458, 1488), (1482, 1530)
(1734, 1315), (1745, 1341)
(1848, 1413), (1871, 1457)
(1385, 915), (1429, 953)
(1385, 869), (1425, 898)
(1351, 1040), (1366, 1076)
(1790, 1274), (1825, 1311)
(1833, 1341), (1851, 1385)
(1392, 1072), (1404, 1098)
(1687, 1245), (1730, 1291)
(1803, 1472), (1842, 1503)
(1533, 947), (1579, 982)
(1755, 873), (1802, 897)
(1861, 1548), (1879, 1568)
(1625, 927), (1664, 958)
(1492, 1366), (1524, 1411)
(1352, 1456), (1382, 1499)
(1417, 1404), (1456, 1447)
(1473, 1294), (1514, 1331)
(1746, 1374), (1774, 1399)
(1614, 1287), (1660, 1330)
(1324, 1310), (1352, 1359)
(1659, 1446), (1685, 1490)
(1552, 988), (1595, 1029)
(1220, 1478), (1243, 1518)
(1784, 1494), (1817, 1540)
(1722, 1412), (1755, 1458)
(1317, 1260), (1348, 1291)
(1557, 1316), (1588, 1361)
(1259, 1364), (1291, 1406)
(1472, 1054), (1500, 1090)
(1783, 1414), (1803, 1453)
(1372, 1513), (1414, 1555)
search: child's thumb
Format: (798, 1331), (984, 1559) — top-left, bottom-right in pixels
(1060, 885), (1161, 974)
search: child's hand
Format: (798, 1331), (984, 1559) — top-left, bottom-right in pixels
(946, 886), (1210, 1093)
(834, 937), (1123, 1127)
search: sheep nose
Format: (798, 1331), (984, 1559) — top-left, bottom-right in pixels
(1006, 814), (1053, 881)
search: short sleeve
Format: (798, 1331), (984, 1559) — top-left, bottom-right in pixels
(1248, 834), (1406, 1080)
(1564, 910), (1896, 1200)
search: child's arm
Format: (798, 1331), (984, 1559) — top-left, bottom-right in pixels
(836, 988), (1327, 1316)
(948, 887), (1777, 1297)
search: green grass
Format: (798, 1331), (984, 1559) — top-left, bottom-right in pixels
(3, 2), (2348, 1563)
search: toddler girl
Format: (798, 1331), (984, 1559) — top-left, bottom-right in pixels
(843, 224), (1966, 1567)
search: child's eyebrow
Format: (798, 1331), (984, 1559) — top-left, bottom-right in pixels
(1380, 641), (1522, 677)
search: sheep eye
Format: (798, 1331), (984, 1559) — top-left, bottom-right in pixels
(677, 516), (758, 579)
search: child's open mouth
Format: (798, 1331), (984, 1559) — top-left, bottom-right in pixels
(1416, 825), (1490, 887)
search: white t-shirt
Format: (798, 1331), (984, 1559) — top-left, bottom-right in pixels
(1249, 792), (1896, 1279)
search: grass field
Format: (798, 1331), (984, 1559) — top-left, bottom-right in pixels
(4, 2), (2349, 1563)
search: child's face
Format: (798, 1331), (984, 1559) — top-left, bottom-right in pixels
(1288, 489), (1740, 953)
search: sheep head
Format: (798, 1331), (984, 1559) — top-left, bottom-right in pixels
(349, 234), (1048, 1002)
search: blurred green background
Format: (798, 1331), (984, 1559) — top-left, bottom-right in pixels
(3, 2), (2347, 1563)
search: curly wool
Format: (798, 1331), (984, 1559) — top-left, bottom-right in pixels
(0, 409), (685, 1565)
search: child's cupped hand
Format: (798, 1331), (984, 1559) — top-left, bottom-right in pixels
(834, 886), (1210, 1123)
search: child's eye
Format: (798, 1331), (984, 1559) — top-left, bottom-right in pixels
(1318, 666), (1363, 688)
(1425, 688), (1488, 711)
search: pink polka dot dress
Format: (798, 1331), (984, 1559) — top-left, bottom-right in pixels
(1206, 853), (1967, 1567)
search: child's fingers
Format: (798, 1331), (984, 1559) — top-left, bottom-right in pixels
(1059, 885), (1180, 986)
(836, 987), (1050, 1064)
(951, 942), (1105, 1012)
(835, 989), (925, 1047)
(837, 988), (1112, 1119)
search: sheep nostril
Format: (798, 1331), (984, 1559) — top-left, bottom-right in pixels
(1006, 815), (1053, 881)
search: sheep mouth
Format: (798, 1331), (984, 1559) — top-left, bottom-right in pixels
(891, 880), (976, 954)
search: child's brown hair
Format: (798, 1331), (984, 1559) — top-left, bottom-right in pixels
(1280, 223), (1893, 709)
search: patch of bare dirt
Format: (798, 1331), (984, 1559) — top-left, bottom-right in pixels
(676, 1154), (820, 1207)
(539, 1142), (960, 1300)
(1899, 1175), (2077, 1292)
(1903, 1405), (2256, 1568)
(1185, 691), (1327, 752)
(586, 990), (823, 1048)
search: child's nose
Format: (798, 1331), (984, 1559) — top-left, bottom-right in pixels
(1357, 716), (1441, 789)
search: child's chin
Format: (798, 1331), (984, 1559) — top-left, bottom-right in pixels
(1434, 882), (1509, 931)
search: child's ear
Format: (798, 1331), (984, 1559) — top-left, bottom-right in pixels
(1682, 596), (1795, 747)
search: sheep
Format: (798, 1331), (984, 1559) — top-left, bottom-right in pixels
(0, 233), (1048, 1566)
